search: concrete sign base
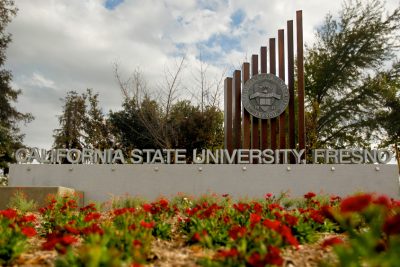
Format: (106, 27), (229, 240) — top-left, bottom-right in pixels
(9, 164), (399, 204)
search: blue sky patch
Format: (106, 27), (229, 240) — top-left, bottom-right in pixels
(105, 0), (124, 10)
(197, 33), (242, 62)
(231, 9), (245, 27)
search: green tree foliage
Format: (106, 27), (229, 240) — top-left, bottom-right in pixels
(304, 0), (400, 149)
(0, 0), (33, 173)
(109, 98), (224, 160)
(53, 89), (112, 150)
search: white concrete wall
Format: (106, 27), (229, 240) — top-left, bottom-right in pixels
(9, 164), (399, 203)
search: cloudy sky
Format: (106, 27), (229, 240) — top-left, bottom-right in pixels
(5, 0), (398, 149)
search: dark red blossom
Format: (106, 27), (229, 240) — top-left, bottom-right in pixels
(263, 219), (280, 231)
(0, 208), (17, 219)
(228, 225), (247, 240)
(140, 221), (155, 229)
(21, 227), (37, 237)
(64, 225), (80, 235)
(252, 202), (263, 214)
(247, 252), (263, 267)
(20, 214), (36, 223)
(383, 214), (400, 236)
(265, 246), (284, 266)
(340, 194), (372, 213)
(373, 195), (391, 208)
(249, 213), (262, 227)
(267, 203), (283, 211)
(158, 198), (169, 209)
(284, 213), (299, 226)
(81, 223), (104, 235)
(304, 192), (316, 199)
(322, 237), (344, 248)
(132, 239), (142, 248)
(310, 210), (325, 224)
(80, 203), (97, 212)
(191, 232), (201, 242)
(113, 207), (135, 216)
(84, 212), (101, 222)
(42, 233), (78, 254)
(233, 203), (250, 213)
(215, 248), (239, 258)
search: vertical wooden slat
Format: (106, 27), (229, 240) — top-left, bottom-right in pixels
(269, 38), (277, 150)
(287, 20), (295, 155)
(242, 63), (251, 150)
(260, 46), (268, 149)
(297, 10), (306, 156)
(224, 77), (233, 153)
(232, 70), (242, 151)
(251, 55), (260, 150)
(278, 29), (286, 150)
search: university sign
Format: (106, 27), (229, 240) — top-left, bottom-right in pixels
(15, 148), (394, 165)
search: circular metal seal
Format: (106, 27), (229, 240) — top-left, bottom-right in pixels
(242, 73), (289, 119)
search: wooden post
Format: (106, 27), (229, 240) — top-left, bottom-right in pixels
(242, 63), (251, 150)
(278, 29), (286, 150)
(232, 70), (242, 151)
(260, 46), (268, 149)
(297, 10), (306, 155)
(224, 77), (233, 154)
(251, 55), (260, 150)
(269, 38), (277, 150)
(287, 20), (296, 161)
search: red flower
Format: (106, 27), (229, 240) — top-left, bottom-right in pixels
(249, 213), (262, 227)
(304, 192), (316, 199)
(64, 225), (80, 235)
(228, 225), (247, 240)
(322, 237), (344, 248)
(252, 202), (263, 214)
(128, 224), (136, 231)
(80, 203), (97, 212)
(132, 239), (142, 247)
(265, 245), (284, 266)
(21, 227), (37, 237)
(262, 219), (280, 231)
(142, 203), (154, 213)
(0, 209), (17, 219)
(265, 193), (273, 199)
(284, 213), (299, 226)
(20, 214), (36, 223)
(81, 223), (104, 235)
(113, 207), (135, 216)
(267, 203), (283, 211)
(310, 210), (325, 224)
(383, 214), (400, 236)
(340, 194), (372, 213)
(247, 252), (263, 267)
(233, 203), (250, 213)
(84, 212), (101, 222)
(60, 235), (78, 246)
(140, 221), (155, 229)
(158, 198), (169, 209)
(278, 225), (299, 247)
(215, 248), (239, 258)
(191, 232), (201, 242)
(373, 195), (391, 208)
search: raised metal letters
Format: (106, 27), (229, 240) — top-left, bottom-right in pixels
(242, 73), (289, 119)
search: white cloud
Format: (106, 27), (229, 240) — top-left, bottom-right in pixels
(4, 0), (397, 149)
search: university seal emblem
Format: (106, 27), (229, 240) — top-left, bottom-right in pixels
(242, 73), (289, 119)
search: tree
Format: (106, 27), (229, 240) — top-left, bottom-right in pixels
(110, 60), (224, 160)
(53, 91), (86, 149)
(53, 89), (112, 150)
(304, 0), (400, 149)
(0, 0), (33, 173)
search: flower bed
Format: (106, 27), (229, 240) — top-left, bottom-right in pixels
(1, 191), (399, 266)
